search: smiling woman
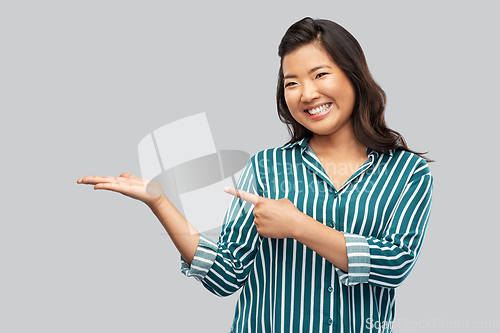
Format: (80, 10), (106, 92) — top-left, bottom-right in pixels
(179, 18), (433, 333)
(78, 17), (433, 333)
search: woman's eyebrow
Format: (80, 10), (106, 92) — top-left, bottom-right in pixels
(284, 65), (332, 80)
(309, 65), (332, 73)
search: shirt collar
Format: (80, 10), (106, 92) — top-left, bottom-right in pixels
(280, 136), (310, 151)
(281, 136), (394, 157)
(366, 148), (394, 157)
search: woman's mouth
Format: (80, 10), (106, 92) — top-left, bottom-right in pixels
(304, 103), (332, 119)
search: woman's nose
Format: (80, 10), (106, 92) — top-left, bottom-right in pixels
(300, 83), (321, 103)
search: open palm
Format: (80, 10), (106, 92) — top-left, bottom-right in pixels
(77, 172), (166, 208)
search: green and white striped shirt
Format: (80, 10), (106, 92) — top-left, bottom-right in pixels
(181, 136), (433, 333)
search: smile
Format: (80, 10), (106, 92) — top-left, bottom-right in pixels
(304, 103), (332, 119)
(305, 103), (332, 115)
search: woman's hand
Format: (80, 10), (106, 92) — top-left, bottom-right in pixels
(223, 187), (304, 239)
(77, 173), (166, 208)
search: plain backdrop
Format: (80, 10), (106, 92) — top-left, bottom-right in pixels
(1, 1), (499, 332)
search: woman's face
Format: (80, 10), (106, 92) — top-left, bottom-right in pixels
(283, 43), (356, 139)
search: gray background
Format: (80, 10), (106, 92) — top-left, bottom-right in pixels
(1, 1), (499, 332)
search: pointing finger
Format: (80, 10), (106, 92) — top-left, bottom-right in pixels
(223, 187), (259, 205)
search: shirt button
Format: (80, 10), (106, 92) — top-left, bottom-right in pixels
(328, 286), (333, 292)
(328, 318), (333, 325)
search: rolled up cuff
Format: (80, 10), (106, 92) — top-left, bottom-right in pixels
(336, 233), (370, 286)
(180, 233), (218, 282)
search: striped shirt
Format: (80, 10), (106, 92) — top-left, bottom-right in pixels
(180, 136), (433, 333)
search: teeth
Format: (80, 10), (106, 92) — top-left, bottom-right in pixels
(307, 103), (331, 115)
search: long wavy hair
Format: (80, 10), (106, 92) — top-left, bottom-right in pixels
(277, 17), (432, 162)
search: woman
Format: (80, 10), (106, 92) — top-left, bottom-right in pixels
(78, 17), (433, 333)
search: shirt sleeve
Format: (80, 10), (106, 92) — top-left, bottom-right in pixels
(180, 233), (218, 282)
(336, 158), (433, 288)
(179, 157), (262, 297)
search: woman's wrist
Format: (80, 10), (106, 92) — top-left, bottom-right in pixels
(147, 196), (170, 213)
(290, 211), (312, 240)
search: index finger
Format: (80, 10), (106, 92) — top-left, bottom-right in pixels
(77, 175), (114, 184)
(223, 187), (259, 205)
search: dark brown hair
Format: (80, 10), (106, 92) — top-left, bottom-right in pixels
(276, 17), (432, 162)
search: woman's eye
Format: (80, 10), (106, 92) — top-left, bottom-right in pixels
(285, 82), (296, 88)
(316, 72), (328, 79)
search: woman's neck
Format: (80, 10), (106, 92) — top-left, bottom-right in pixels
(308, 128), (367, 160)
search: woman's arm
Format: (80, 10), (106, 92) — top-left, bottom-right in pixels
(337, 172), (433, 288)
(224, 159), (433, 288)
(292, 214), (349, 272)
(224, 187), (349, 272)
(77, 173), (200, 265)
(78, 159), (264, 298)
(180, 158), (263, 297)
(149, 197), (200, 266)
